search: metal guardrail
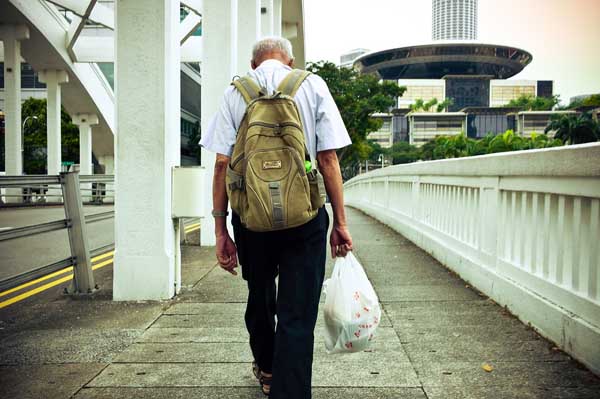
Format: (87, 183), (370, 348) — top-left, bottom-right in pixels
(0, 172), (115, 295)
(0, 174), (115, 204)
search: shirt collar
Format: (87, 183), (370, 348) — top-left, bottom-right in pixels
(256, 59), (292, 71)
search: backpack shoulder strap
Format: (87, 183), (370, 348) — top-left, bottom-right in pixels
(277, 69), (311, 97)
(232, 76), (264, 104)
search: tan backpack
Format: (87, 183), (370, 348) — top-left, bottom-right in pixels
(226, 69), (326, 232)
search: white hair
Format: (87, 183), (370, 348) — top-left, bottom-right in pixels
(252, 36), (294, 62)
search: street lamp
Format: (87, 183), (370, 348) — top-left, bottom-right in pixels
(378, 153), (385, 169)
(22, 115), (38, 173)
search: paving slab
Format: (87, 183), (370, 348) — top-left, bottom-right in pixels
(403, 338), (569, 362)
(424, 386), (600, 399)
(164, 302), (247, 315)
(313, 360), (420, 387)
(376, 284), (484, 302)
(137, 327), (249, 343)
(0, 300), (166, 338)
(0, 363), (107, 399)
(394, 323), (541, 343)
(114, 342), (254, 363)
(74, 387), (427, 399)
(383, 302), (525, 328)
(0, 329), (142, 365)
(151, 313), (247, 328)
(87, 363), (256, 387)
(415, 360), (600, 388)
(180, 246), (216, 289)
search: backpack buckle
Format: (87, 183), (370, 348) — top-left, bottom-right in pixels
(274, 124), (282, 135)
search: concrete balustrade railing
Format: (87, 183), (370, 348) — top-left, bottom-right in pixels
(344, 142), (600, 374)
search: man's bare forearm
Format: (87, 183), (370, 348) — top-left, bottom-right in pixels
(213, 154), (230, 237)
(317, 150), (347, 226)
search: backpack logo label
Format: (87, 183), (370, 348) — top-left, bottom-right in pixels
(262, 160), (282, 170)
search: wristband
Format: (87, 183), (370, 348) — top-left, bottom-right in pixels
(211, 210), (229, 218)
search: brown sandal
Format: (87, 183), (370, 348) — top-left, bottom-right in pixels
(259, 372), (272, 396)
(252, 361), (272, 396)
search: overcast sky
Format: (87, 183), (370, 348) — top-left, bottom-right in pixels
(303, 0), (600, 104)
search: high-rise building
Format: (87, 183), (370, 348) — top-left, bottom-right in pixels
(432, 0), (478, 41)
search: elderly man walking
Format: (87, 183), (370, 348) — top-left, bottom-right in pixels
(200, 37), (353, 398)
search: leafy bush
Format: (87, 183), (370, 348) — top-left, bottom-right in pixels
(369, 130), (564, 167)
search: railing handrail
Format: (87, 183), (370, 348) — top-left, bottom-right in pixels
(0, 174), (115, 187)
(0, 175), (61, 186)
(346, 143), (600, 184)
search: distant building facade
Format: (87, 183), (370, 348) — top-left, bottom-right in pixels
(339, 48), (370, 68)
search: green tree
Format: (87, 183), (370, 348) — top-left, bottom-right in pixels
(506, 95), (560, 111)
(19, 98), (79, 174)
(566, 94), (600, 109)
(546, 112), (600, 145)
(306, 61), (405, 166)
(409, 97), (452, 113)
(388, 141), (420, 164)
(423, 98), (438, 112)
(409, 98), (425, 112)
(436, 98), (453, 112)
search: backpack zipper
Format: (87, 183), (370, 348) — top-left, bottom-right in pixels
(248, 121), (302, 131)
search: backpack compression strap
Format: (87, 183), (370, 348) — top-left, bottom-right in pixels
(232, 76), (264, 104)
(277, 69), (311, 97)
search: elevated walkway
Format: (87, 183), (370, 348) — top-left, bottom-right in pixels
(0, 208), (598, 398)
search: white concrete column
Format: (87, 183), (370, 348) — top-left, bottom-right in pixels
(113, 0), (181, 300)
(273, 0), (282, 36)
(237, 0), (261, 75)
(0, 25), (29, 203)
(38, 70), (68, 202)
(38, 70), (69, 176)
(261, 0), (274, 36)
(201, 0), (238, 246)
(72, 114), (99, 202)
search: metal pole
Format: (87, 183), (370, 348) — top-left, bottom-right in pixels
(61, 171), (97, 296)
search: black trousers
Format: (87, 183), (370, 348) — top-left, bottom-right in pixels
(232, 207), (329, 399)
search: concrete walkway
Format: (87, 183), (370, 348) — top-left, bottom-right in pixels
(1, 207), (599, 398)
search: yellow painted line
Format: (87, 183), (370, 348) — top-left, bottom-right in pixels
(92, 258), (114, 271)
(0, 256), (114, 309)
(0, 274), (74, 309)
(92, 250), (115, 262)
(185, 226), (200, 233)
(0, 251), (114, 299)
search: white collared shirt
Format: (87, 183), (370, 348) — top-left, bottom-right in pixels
(200, 59), (351, 160)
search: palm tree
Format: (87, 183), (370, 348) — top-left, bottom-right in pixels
(436, 98), (453, 112)
(546, 112), (600, 145)
(424, 98), (438, 112)
(410, 98), (425, 112)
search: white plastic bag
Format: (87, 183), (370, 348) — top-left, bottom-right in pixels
(322, 252), (381, 354)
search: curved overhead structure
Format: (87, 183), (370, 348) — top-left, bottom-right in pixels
(1, 0), (204, 159)
(1, 0), (116, 157)
(353, 42), (533, 80)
